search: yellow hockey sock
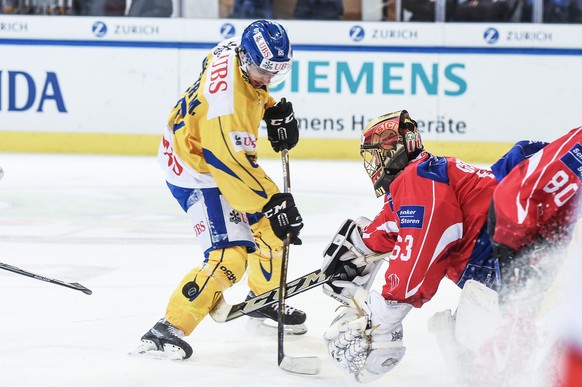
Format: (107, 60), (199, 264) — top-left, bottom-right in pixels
(165, 246), (247, 335)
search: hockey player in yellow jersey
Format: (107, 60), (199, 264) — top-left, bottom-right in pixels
(131, 20), (305, 360)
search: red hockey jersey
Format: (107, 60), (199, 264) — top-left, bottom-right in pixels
(362, 152), (497, 307)
(491, 127), (582, 251)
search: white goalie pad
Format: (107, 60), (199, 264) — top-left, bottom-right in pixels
(427, 309), (474, 381)
(454, 280), (501, 353)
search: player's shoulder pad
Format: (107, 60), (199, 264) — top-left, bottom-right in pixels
(491, 140), (548, 183)
(416, 154), (449, 184)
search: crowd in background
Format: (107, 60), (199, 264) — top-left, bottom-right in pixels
(1, 0), (581, 24)
(0, 0), (170, 16)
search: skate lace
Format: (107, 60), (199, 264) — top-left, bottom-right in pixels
(272, 303), (296, 315)
(162, 319), (185, 338)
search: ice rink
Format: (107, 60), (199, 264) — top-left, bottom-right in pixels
(0, 152), (560, 387)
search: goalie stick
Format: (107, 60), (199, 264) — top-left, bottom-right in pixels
(0, 261), (93, 295)
(210, 253), (387, 323)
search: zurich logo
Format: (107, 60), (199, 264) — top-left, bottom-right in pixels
(349, 25), (365, 42)
(92, 21), (107, 38)
(221, 23), (236, 39)
(483, 28), (499, 44)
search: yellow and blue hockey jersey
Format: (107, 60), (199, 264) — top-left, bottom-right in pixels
(159, 39), (280, 214)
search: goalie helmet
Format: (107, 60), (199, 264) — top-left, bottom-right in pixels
(360, 110), (423, 197)
(238, 20), (292, 88)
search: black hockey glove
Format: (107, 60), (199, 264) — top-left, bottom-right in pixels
(492, 241), (517, 298)
(262, 193), (303, 245)
(493, 239), (549, 301)
(492, 241), (516, 276)
(264, 98), (299, 152)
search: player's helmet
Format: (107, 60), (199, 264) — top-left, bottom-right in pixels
(360, 110), (423, 197)
(238, 20), (292, 87)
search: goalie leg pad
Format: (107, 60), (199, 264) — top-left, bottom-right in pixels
(454, 279), (501, 353)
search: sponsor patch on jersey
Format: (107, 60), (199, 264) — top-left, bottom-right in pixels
(204, 49), (236, 119)
(397, 205), (424, 229)
(230, 132), (257, 152)
(560, 143), (582, 180)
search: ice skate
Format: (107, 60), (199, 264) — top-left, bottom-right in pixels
(129, 319), (193, 360)
(245, 291), (308, 335)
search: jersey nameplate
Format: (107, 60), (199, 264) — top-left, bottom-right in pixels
(560, 143), (582, 180)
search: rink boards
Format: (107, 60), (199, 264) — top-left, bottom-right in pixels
(0, 16), (581, 161)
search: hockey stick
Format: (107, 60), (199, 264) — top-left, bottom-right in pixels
(0, 261), (93, 295)
(276, 144), (319, 375)
(211, 268), (327, 323)
(210, 251), (389, 323)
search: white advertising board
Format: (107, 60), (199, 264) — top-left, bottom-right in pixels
(1, 16), (581, 158)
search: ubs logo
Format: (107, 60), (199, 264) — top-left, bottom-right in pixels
(230, 132), (257, 152)
(349, 25), (365, 42)
(483, 28), (499, 44)
(92, 21), (107, 38)
(221, 23), (235, 39)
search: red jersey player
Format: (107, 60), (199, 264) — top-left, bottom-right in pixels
(488, 126), (582, 295)
(320, 110), (582, 383)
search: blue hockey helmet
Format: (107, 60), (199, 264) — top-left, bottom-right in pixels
(238, 20), (293, 87)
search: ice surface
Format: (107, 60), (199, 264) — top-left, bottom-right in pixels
(0, 153), (519, 387)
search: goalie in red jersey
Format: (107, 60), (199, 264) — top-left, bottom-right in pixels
(320, 109), (582, 383)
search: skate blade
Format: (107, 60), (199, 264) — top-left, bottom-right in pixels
(248, 317), (308, 335)
(128, 340), (187, 360)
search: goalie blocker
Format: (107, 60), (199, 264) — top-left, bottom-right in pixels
(322, 217), (383, 298)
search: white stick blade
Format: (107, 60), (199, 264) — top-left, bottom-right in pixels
(209, 297), (230, 323)
(279, 355), (319, 375)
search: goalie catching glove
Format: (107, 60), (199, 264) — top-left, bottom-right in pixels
(324, 287), (412, 383)
(264, 98), (299, 152)
(262, 192), (303, 245)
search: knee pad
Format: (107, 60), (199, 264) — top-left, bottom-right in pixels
(166, 246), (247, 335)
(204, 246), (247, 287)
